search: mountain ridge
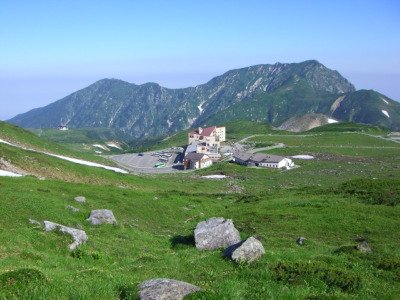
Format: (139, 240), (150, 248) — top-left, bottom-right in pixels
(8, 60), (400, 137)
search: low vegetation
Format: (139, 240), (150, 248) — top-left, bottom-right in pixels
(339, 178), (400, 206)
(0, 121), (399, 298)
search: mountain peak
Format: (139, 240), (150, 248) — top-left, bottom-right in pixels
(7, 61), (399, 136)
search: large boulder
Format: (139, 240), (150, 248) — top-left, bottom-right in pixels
(224, 236), (265, 263)
(86, 209), (117, 225)
(194, 217), (241, 250)
(43, 221), (88, 250)
(139, 278), (200, 300)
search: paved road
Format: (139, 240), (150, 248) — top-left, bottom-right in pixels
(108, 150), (187, 174)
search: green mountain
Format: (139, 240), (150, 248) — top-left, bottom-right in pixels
(8, 60), (400, 138)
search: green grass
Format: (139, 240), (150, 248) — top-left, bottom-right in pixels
(248, 132), (400, 148)
(30, 127), (127, 144)
(307, 122), (390, 134)
(0, 121), (400, 299)
(29, 127), (128, 154)
(0, 121), (116, 164)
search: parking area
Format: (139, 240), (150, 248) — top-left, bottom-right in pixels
(108, 148), (185, 174)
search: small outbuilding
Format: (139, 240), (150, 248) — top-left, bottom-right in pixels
(233, 152), (294, 169)
(183, 153), (213, 170)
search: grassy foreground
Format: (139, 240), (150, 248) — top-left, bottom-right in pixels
(0, 121), (399, 299)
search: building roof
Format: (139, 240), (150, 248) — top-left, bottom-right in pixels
(190, 126), (216, 137)
(233, 152), (253, 162)
(185, 152), (209, 162)
(233, 152), (286, 164)
(185, 141), (199, 154)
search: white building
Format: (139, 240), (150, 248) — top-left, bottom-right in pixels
(188, 126), (226, 147)
(233, 152), (294, 169)
(183, 153), (213, 169)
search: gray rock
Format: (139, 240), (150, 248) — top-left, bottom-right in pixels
(74, 196), (86, 203)
(66, 205), (80, 212)
(194, 217), (241, 250)
(296, 237), (306, 246)
(43, 221), (88, 250)
(357, 241), (372, 253)
(139, 278), (200, 300)
(29, 218), (41, 226)
(224, 236), (265, 263)
(86, 209), (117, 225)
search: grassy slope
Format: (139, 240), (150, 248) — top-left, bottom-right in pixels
(0, 122), (115, 164)
(29, 127), (127, 154)
(0, 122), (399, 299)
(308, 122), (390, 134)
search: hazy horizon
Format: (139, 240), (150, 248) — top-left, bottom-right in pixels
(1, 1), (399, 120)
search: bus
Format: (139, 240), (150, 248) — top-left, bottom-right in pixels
(154, 162), (166, 168)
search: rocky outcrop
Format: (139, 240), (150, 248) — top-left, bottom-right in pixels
(194, 217), (241, 250)
(43, 221), (88, 250)
(357, 241), (372, 253)
(278, 113), (338, 132)
(224, 236), (265, 263)
(138, 278), (200, 300)
(86, 209), (117, 225)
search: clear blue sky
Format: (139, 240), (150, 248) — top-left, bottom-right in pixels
(1, 0), (399, 120)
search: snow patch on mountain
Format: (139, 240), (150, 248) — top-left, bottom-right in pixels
(381, 97), (389, 105)
(107, 142), (122, 150)
(197, 101), (206, 114)
(382, 110), (390, 118)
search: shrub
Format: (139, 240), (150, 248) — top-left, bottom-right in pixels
(71, 248), (86, 259)
(0, 268), (47, 297)
(117, 284), (136, 300)
(339, 178), (400, 206)
(91, 251), (101, 260)
(375, 257), (400, 271)
(273, 261), (362, 293)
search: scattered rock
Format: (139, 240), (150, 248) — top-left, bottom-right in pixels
(29, 219), (41, 226)
(225, 182), (244, 194)
(224, 236), (265, 263)
(194, 217), (241, 250)
(138, 278), (200, 300)
(86, 209), (117, 225)
(66, 205), (80, 213)
(357, 241), (372, 253)
(74, 196), (86, 203)
(43, 221), (88, 250)
(296, 237), (306, 246)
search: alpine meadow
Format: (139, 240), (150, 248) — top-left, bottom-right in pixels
(1, 1), (400, 300)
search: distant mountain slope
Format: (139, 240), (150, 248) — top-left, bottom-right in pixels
(8, 60), (400, 137)
(278, 113), (338, 132)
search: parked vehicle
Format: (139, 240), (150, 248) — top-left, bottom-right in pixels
(154, 162), (166, 168)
